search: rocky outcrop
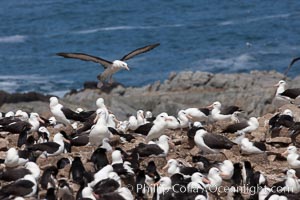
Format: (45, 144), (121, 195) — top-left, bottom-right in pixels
(62, 70), (294, 119)
(1, 70), (299, 119)
(0, 91), (51, 107)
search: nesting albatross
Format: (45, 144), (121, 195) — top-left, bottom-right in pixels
(194, 129), (236, 154)
(57, 43), (160, 87)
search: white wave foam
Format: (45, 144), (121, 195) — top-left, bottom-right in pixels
(195, 53), (257, 72)
(0, 35), (27, 43)
(73, 24), (183, 34)
(219, 13), (291, 26)
(0, 74), (74, 95)
(49, 90), (70, 97)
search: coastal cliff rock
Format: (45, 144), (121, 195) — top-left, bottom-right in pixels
(1, 70), (298, 119)
(62, 70), (293, 119)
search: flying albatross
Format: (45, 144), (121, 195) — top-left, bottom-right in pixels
(57, 43), (160, 88)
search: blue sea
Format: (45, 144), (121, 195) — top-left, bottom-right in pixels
(0, 0), (300, 96)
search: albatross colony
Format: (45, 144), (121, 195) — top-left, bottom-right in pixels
(1, 80), (300, 200)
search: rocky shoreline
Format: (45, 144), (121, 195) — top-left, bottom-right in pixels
(1, 70), (299, 119)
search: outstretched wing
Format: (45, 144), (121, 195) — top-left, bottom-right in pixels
(56, 53), (112, 68)
(120, 43), (160, 61)
(284, 57), (300, 76)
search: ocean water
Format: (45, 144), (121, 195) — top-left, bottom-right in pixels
(0, 0), (300, 96)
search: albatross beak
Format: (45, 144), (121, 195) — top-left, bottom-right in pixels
(202, 177), (211, 184)
(162, 163), (169, 170)
(63, 138), (71, 144)
(125, 66), (130, 71)
(151, 181), (160, 187)
(274, 83), (280, 87)
(94, 114), (99, 124)
(281, 150), (288, 157)
(114, 118), (120, 124)
(38, 117), (45, 124)
(186, 114), (193, 120)
(220, 172), (227, 178)
(207, 104), (213, 110)
(164, 117), (173, 122)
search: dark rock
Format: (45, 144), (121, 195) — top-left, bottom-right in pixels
(0, 90), (51, 107)
(83, 81), (98, 89)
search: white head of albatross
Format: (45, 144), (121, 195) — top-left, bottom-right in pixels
(155, 135), (172, 156)
(96, 98), (105, 108)
(136, 110), (145, 125)
(89, 108), (110, 146)
(219, 160), (234, 180)
(5, 111), (15, 118)
(177, 110), (190, 128)
(195, 195), (207, 200)
(49, 96), (59, 107)
(96, 98), (109, 121)
(207, 101), (229, 121)
(156, 177), (172, 194)
(206, 167), (223, 191)
(188, 172), (210, 190)
(282, 109), (293, 117)
(15, 110), (29, 121)
(274, 80), (287, 95)
(111, 150), (123, 165)
(145, 111), (153, 118)
(5, 147), (22, 168)
(28, 113), (44, 133)
(112, 60), (130, 71)
(163, 159), (180, 175)
(107, 113), (119, 128)
(81, 186), (96, 200)
(282, 146), (300, 168)
(25, 161), (41, 180)
(145, 112), (172, 142)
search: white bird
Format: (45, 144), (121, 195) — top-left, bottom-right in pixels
(89, 165), (114, 187)
(4, 148), (27, 168)
(101, 138), (113, 152)
(194, 129), (236, 153)
(184, 107), (210, 122)
(89, 108), (110, 146)
(15, 110), (29, 121)
(278, 169), (300, 193)
(49, 97), (70, 125)
(206, 167), (223, 191)
(222, 117), (259, 135)
(136, 110), (146, 126)
(5, 111), (15, 118)
(81, 186), (96, 200)
(128, 116), (138, 131)
(56, 43), (160, 87)
(207, 101), (241, 121)
(166, 115), (180, 129)
(96, 98), (109, 122)
(24, 162), (41, 180)
(107, 113), (119, 128)
(0, 174), (37, 198)
(282, 146), (300, 168)
(28, 113), (44, 133)
(274, 80), (300, 101)
(187, 172), (209, 192)
(177, 110), (190, 128)
(145, 111), (153, 119)
(135, 112), (172, 142)
(241, 138), (266, 154)
(219, 160), (234, 180)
